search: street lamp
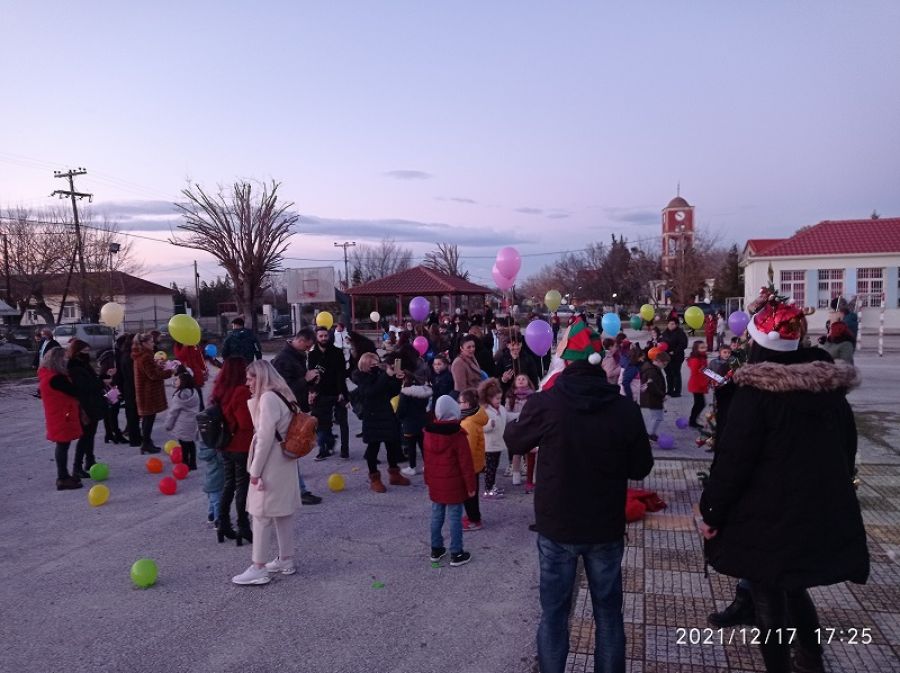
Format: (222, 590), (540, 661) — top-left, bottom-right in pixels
(108, 242), (120, 302)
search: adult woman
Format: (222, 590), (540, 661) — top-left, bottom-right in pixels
(451, 335), (483, 393)
(231, 360), (302, 585)
(67, 340), (107, 478)
(659, 319), (688, 396)
(97, 342), (126, 444)
(173, 340), (208, 406)
(131, 331), (173, 453)
(114, 333), (141, 447)
(212, 357), (254, 544)
(699, 292), (868, 673)
(351, 353), (410, 493)
(38, 347), (83, 490)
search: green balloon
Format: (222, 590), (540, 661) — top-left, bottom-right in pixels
(89, 462), (110, 481)
(629, 315), (643, 330)
(130, 558), (158, 588)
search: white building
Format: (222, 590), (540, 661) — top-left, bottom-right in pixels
(741, 217), (900, 331)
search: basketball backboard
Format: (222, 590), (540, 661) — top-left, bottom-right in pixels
(284, 267), (336, 303)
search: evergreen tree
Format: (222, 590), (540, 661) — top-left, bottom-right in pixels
(712, 244), (742, 303)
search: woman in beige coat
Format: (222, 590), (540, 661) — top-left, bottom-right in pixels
(231, 360), (302, 586)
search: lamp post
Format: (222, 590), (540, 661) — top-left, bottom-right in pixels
(108, 242), (120, 302)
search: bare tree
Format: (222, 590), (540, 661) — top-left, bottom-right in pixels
(666, 231), (726, 306)
(350, 237), (413, 283)
(172, 180), (298, 330)
(423, 242), (468, 279)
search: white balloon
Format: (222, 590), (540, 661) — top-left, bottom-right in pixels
(99, 302), (125, 327)
(370, 311), (380, 322)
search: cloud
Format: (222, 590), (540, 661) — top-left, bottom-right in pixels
(300, 215), (532, 247)
(547, 212), (570, 220)
(91, 199), (181, 231)
(602, 207), (659, 226)
(515, 207), (543, 215)
(383, 169), (432, 180)
(434, 196), (478, 204)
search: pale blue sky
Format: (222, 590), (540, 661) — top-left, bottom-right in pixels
(1, 1), (899, 288)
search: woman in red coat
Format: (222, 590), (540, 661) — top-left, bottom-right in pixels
(687, 340), (710, 428)
(704, 314), (716, 351)
(212, 357), (254, 544)
(38, 346), (83, 490)
(173, 341), (208, 405)
(132, 332), (173, 454)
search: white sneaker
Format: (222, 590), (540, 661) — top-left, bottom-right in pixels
(231, 565), (271, 585)
(400, 466), (416, 477)
(265, 557), (296, 575)
(511, 472), (522, 486)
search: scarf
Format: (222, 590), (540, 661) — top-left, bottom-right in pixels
(461, 405), (479, 419)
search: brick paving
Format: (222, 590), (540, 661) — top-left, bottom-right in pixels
(566, 460), (900, 673)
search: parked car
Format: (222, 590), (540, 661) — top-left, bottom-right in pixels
(53, 323), (115, 353)
(0, 326), (37, 350)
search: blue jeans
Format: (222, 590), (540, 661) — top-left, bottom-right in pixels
(296, 463), (308, 493)
(207, 490), (222, 521)
(537, 535), (625, 673)
(430, 502), (463, 554)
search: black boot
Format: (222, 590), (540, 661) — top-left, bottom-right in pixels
(708, 585), (755, 627)
(217, 517), (237, 543)
(140, 442), (161, 455)
(237, 514), (253, 546)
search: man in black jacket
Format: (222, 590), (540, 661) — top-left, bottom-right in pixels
(660, 319), (688, 396)
(505, 321), (653, 673)
(308, 326), (350, 460)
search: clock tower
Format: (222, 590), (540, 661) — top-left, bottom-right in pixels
(661, 193), (695, 273)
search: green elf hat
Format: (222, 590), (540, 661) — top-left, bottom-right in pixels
(561, 319), (604, 364)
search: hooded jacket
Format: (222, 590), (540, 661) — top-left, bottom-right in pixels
(38, 368), (82, 442)
(165, 388), (200, 442)
(700, 353), (869, 590)
(351, 368), (402, 444)
(460, 406), (488, 473)
(423, 419), (476, 504)
(221, 327), (262, 363)
(504, 361), (654, 544)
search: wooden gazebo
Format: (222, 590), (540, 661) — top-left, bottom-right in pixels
(346, 266), (493, 327)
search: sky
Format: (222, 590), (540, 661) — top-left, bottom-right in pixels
(1, 1), (899, 291)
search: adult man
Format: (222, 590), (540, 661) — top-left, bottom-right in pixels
(221, 317), (262, 364)
(32, 328), (61, 398)
(271, 328), (323, 505)
(495, 338), (539, 396)
(308, 326), (350, 460)
(505, 321), (654, 673)
(659, 318), (688, 396)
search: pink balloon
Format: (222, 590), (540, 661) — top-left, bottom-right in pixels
(495, 246), (522, 279)
(492, 264), (516, 291)
(413, 336), (429, 356)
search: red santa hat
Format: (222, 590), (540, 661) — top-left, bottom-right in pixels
(745, 266), (812, 352)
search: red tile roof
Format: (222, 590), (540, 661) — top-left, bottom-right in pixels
(747, 218), (900, 257)
(347, 265), (492, 297)
(745, 238), (786, 255)
(12, 271), (173, 296)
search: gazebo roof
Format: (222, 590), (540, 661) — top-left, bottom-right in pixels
(347, 265), (492, 297)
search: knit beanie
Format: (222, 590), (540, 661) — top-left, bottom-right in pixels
(561, 320), (604, 364)
(435, 395), (461, 421)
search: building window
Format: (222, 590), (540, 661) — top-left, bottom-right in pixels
(856, 268), (884, 307)
(779, 270), (806, 304)
(817, 269), (844, 309)
(61, 303), (77, 320)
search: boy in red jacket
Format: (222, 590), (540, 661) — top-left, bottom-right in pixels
(424, 395), (476, 567)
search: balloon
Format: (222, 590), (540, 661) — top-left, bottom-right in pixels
(130, 558), (158, 589)
(600, 312), (621, 336)
(524, 319), (553, 356)
(170, 446), (183, 465)
(315, 311), (334, 329)
(327, 473), (345, 492)
(172, 463), (189, 480)
(413, 336), (429, 356)
(146, 457), (164, 474)
(390, 395), (399, 413)
(657, 342), (669, 352)
(164, 440), (178, 455)
(544, 290), (562, 312)
(158, 476), (177, 495)
(369, 311), (380, 323)
(168, 314), (201, 346)
(495, 246), (522, 279)
(88, 484), (110, 507)
(684, 306), (705, 330)
(728, 310), (750, 335)
(89, 462), (110, 481)
(104, 387), (120, 404)
(154, 351), (167, 362)
(492, 264), (516, 291)
(204, 344), (217, 357)
(629, 315), (643, 330)
(99, 302), (124, 327)
(648, 347), (660, 361)
(640, 304), (655, 322)
(409, 296), (430, 322)
(675, 417), (689, 430)
(657, 434), (675, 450)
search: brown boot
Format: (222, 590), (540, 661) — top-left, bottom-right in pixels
(369, 471), (387, 493)
(388, 467), (411, 486)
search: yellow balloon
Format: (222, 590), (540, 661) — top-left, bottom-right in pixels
(327, 473), (345, 492)
(154, 351), (167, 361)
(640, 304), (655, 322)
(164, 440), (178, 455)
(168, 314), (201, 346)
(684, 306), (705, 330)
(544, 290), (562, 312)
(88, 484), (110, 507)
(390, 395), (399, 413)
(99, 302), (125, 327)
(315, 311), (334, 329)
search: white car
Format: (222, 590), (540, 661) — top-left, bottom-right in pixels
(53, 323), (115, 353)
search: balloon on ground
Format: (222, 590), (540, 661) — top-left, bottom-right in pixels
(170, 447), (183, 464)
(172, 463), (189, 480)
(495, 246), (522, 279)
(640, 304), (655, 322)
(159, 476), (177, 495)
(88, 484), (110, 507)
(130, 558), (158, 589)
(684, 306), (705, 330)
(315, 311), (334, 329)
(675, 417), (689, 430)
(89, 463), (110, 481)
(728, 310), (750, 335)
(327, 473), (345, 492)
(146, 457), (164, 474)
(408, 296), (430, 322)
(99, 302), (125, 327)
(168, 314), (201, 346)
(164, 439), (178, 455)
(657, 434), (676, 450)
(600, 312), (621, 336)
(524, 320), (553, 356)
(544, 290), (562, 312)
(412, 336), (429, 356)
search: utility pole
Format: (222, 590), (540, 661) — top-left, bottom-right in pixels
(194, 260), (201, 317)
(334, 241), (356, 288)
(2, 232), (10, 309)
(52, 168), (92, 322)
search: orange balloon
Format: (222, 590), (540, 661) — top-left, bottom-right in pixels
(146, 457), (164, 474)
(648, 347), (660, 361)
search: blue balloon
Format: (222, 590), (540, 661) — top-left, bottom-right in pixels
(204, 344), (217, 357)
(600, 312), (621, 336)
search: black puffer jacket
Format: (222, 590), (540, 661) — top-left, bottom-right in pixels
(352, 368), (402, 444)
(700, 352), (869, 590)
(504, 361), (654, 544)
(67, 356), (107, 422)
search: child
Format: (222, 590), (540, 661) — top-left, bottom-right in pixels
(506, 374), (536, 491)
(165, 368), (200, 470)
(687, 340), (710, 428)
(397, 369), (432, 476)
(459, 388), (487, 531)
(424, 395), (476, 567)
(640, 351), (669, 441)
(619, 344), (644, 402)
(430, 355), (454, 408)
(479, 378), (508, 498)
(600, 338), (621, 386)
(199, 440), (225, 535)
(708, 345), (733, 377)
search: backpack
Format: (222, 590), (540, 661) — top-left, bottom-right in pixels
(272, 391), (318, 459)
(197, 401), (232, 450)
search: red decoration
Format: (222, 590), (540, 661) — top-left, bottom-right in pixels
(172, 463), (189, 480)
(146, 457), (164, 474)
(158, 476), (177, 495)
(170, 447), (183, 465)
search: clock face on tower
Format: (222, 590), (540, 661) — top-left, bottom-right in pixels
(675, 211), (686, 222)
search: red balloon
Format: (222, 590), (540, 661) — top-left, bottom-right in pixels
(146, 457), (164, 474)
(657, 342), (669, 352)
(170, 446), (183, 464)
(172, 463), (189, 480)
(158, 476), (177, 495)
(648, 347), (660, 361)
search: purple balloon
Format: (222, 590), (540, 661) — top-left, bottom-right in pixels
(495, 246), (522, 279)
(409, 296), (430, 322)
(728, 310), (750, 335)
(657, 433), (675, 450)
(524, 319), (553, 356)
(675, 417), (689, 430)
(492, 264), (516, 291)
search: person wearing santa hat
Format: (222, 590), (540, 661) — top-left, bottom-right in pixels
(698, 285), (869, 673)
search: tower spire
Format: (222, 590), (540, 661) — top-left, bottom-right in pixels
(676, 181), (680, 197)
